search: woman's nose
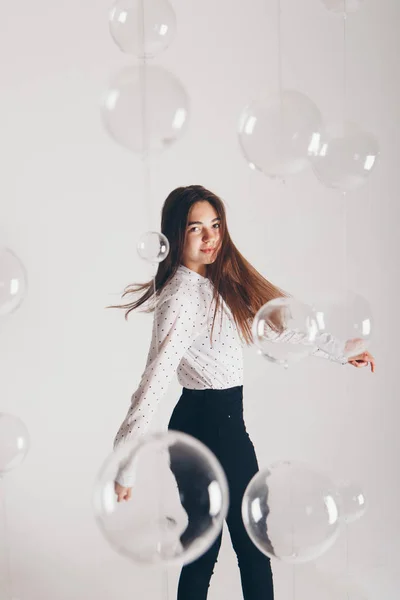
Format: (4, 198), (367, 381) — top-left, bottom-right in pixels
(202, 229), (215, 242)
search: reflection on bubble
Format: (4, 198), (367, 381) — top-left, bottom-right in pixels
(93, 431), (229, 566)
(238, 90), (322, 181)
(101, 65), (189, 154)
(242, 460), (341, 563)
(0, 247), (28, 317)
(0, 413), (30, 474)
(137, 231), (170, 263)
(252, 297), (319, 368)
(309, 122), (379, 193)
(109, 0), (177, 58)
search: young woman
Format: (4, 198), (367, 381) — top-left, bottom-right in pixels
(112, 185), (375, 600)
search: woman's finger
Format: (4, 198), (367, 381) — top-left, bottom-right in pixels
(349, 359), (368, 368)
(350, 353), (375, 372)
(363, 352), (376, 373)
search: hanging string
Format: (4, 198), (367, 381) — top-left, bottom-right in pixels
(342, 0), (348, 127)
(342, 5), (350, 600)
(292, 564), (296, 600)
(341, 1), (348, 326)
(344, 521), (350, 600)
(342, 0), (348, 294)
(289, 469), (296, 600)
(139, 3), (166, 597)
(342, 0), (348, 342)
(139, 0), (152, 227)
(343, 199), (348, 286)
(0, 477), (13, 600)
(276, 0), (287, 185)
(163, 566), (170, 600)
(139, 0), (158, 344)
(277, 0), (283, 133)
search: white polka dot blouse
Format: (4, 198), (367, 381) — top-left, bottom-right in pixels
(113, 264), (348, 457)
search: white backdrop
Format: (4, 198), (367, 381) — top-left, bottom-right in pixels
(0, 0), (399, 599)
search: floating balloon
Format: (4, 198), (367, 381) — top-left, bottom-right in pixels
(238, 90), (322, 180)
(0, 247), (27, 317)
(137, 231), (169, 263)
(101, 64), (190, 154)
(336, 480), (367, 524)
(109, 0), (177, 58)
(252, 297), (319, 367)
(242, 460), (341, 563)
(320, 0), (364, 15)
(93, 431), (229, 566)
(0, 413), (30, 474)
(312, 290), (372, 359)
(309, 121), (379, 193)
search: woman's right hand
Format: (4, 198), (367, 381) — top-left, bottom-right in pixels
(345, 338), (375, 372)
(114, 481), (132, 502)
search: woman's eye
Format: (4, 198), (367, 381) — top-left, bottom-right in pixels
(189, 223), (220, 232)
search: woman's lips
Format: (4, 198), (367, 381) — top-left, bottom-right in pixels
(200, 248), (214, 253)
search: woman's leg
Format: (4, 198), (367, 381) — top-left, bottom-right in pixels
(216, 398), (274, 600)
(168, 391), (223, 600)
(169, 442), (215, 548)
(175, 533), (222, 600)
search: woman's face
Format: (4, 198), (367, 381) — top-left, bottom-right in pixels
(182, 201), (221, 275)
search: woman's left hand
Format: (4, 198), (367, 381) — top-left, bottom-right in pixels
(348, 350), (375, 373)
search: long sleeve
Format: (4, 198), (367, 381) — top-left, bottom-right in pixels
(262, 325), (348, 365)
(311, 333), (348, 364)
(113, 290), (201, 486)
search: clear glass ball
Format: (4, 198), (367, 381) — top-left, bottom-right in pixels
(93, 431), (229, 566)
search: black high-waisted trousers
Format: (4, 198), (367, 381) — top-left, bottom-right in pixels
(168, 385), (274, 600)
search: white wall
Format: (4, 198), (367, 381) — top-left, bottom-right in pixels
(0, 0), (399, 599)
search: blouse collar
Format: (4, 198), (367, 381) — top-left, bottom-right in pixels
(177, 264), (210, 285)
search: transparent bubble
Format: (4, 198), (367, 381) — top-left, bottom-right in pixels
(238, 89), (322, 180)
(101, 64), (190, 154)
(93, 431), (229, 566)
(309, 122), (379, 193)
(109, 0), (176, 58)
(137, 231), (170, 263)
(320, 0), (364, 15)
(252, 297), (319, 368)
(0, 413), (30, 475)
(242, 460), (341, 563)
(336, 480), (367, 524)
(312, 290), (372, 359)
(0, 247), (28, 317)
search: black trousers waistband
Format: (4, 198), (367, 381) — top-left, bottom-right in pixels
(182, 385), (243, 398)
(176, 385), (244, 423)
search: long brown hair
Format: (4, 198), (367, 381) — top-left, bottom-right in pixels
(113, 185), (287, 344)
